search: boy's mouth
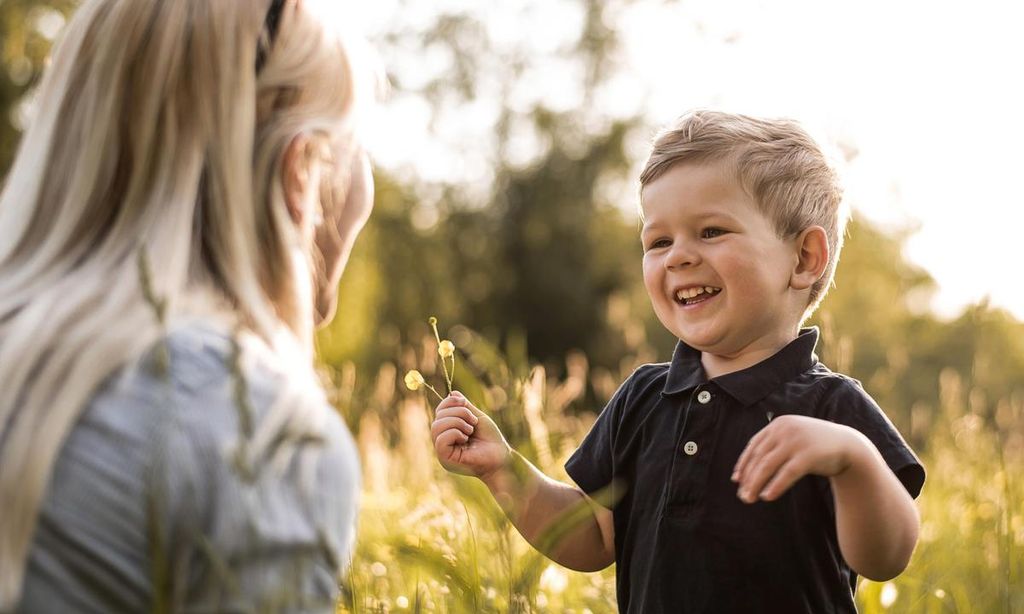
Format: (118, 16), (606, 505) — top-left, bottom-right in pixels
(674, 286), (722, 306)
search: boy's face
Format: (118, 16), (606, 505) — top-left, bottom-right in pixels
(640, 162), (801, 357)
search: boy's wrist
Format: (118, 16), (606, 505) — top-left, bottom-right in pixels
(481, 448), (535, 515)
(832, 427), (880, 481)
(479, 446), (516, 491)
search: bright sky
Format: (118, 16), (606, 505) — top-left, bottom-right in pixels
(362, 0), (1024, 321)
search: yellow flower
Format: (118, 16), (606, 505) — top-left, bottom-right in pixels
(438, 340), (455, 358)
(404, 370), (425, 391)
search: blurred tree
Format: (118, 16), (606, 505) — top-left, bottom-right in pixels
(292, 0), (1024, 428)
(812, 218), (940, 424)
(319, 0), (648, 374)
(490, 115), (638, 367)
(813, 218), (1024, 439)
(3, 0), (1021, 443)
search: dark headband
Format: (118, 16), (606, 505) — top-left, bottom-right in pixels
(255, 0), (286, 73)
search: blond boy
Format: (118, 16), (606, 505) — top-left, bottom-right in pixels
(431, 110), (924, 613)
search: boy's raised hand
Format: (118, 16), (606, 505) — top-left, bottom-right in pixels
(431, 391), (511, 480)
(731, 414), (870, 504)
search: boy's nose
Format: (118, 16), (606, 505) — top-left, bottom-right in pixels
(666, 241), (701, 269)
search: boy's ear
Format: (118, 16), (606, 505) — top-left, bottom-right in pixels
(790, 226), (829, 290)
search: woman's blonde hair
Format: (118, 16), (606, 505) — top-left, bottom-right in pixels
(0, 0), (374, 605)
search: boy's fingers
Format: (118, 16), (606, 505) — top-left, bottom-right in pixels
(757, 459), (803, 501)
(738, 447), (787, 503)
(450, 390), (486, 416)
(434, 428), (470, 457)
(435, 393), (468, 412)
(733, 425), (772, 481)
(430, 416), (475, 440)
(435, 406), (479, 425)
(436, 391), (485, 417)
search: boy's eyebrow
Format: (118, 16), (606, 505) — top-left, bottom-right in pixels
(690, 209), (740, 223)
(639, 220), (664, 236)
(641, 209), (741, 234)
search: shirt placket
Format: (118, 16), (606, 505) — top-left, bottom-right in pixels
(664, 384), (719, 517)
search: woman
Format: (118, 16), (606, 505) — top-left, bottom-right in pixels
(0, 0), (376, 611)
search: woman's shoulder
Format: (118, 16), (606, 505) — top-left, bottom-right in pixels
(31, 323), (359, 612)
(78, 320), (342, 466)
(105, 322), (310, 420)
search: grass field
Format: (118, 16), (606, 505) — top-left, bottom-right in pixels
(328, 331), (1024, 613)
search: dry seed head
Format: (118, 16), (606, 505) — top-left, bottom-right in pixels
(404, 370), (425, 391)
(438, 340), (455, 358)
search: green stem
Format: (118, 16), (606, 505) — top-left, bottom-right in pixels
(450, 354), (456, 392)
(442, 357), (453, 395)
(424, 382), (445, 403)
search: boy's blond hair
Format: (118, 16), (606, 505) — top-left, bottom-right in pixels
(640, 110), (846, 317)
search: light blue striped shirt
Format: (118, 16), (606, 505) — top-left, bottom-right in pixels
(17, 325), (360, 613)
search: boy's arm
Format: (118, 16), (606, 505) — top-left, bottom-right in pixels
(481, 450), (616, 572)
(828, 431), (920, 581)
(431, 392), (615, 572)
(731, 415), (919, 581)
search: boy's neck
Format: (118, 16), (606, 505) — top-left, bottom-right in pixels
(698, 327), (800, 379)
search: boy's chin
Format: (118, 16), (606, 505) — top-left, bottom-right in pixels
(674, 327), (731, 354)
(678, 336), (718, 352)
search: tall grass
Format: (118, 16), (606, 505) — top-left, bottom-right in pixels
(324, 328), (1023, 613)
(860, 370), (1023, 613)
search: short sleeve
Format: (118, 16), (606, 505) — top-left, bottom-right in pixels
(820, 377), (926, 498)
(564, 373), (634, 500)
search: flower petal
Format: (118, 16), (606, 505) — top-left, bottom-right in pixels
(438, 340), (455, 358)
(404, 370), (424, 390)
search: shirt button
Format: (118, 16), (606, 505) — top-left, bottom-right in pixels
(697, 390), (712, 404)
(683, 441), (698, 456)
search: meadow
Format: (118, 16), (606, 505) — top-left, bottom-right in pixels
(324, 326), (1024, 613)
(2, 3), (1021, 613)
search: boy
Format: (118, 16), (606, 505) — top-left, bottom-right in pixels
(430, 110), (925, 613)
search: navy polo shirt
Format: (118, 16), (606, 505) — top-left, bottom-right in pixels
(566, 328), (925, 614)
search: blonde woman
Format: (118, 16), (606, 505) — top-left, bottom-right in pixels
(0, 0), (377, 611)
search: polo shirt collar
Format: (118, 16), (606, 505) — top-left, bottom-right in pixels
(662, 327), (820, 406)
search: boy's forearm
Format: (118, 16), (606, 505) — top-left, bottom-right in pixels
(831, 433), (920, 581)
(481, 450), (614, 572)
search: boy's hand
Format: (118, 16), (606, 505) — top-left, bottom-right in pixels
(431, 391), (511, 481)
(731, 415), (866, 504)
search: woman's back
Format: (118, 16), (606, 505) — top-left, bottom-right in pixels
(17, 324), (359, 613)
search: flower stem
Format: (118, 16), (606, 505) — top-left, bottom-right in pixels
(449, 354), (456, 391)
(424, 382), (445, 403)
(429, 317), (453, 393)
(442, 363), (453, 395)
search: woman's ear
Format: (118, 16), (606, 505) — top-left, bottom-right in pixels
(281, 134), (318, 226)
(791, 226), (829, 290)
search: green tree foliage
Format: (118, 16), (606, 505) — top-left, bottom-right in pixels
(0, 0), (75, 173)
(813, 218), (1024, 444)
(2, 0), (1022, 446)
(319, 0), (649, 376)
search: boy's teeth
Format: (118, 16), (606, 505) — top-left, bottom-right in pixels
(675, 286), (721, 302)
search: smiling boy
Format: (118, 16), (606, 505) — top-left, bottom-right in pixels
(431, 110), (925, 613)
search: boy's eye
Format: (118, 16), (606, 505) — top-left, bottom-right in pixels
(646, 238), (671, 250)
(701, 227), (727, 239)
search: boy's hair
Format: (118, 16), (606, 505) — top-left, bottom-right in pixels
(639, 110), (847, 318)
